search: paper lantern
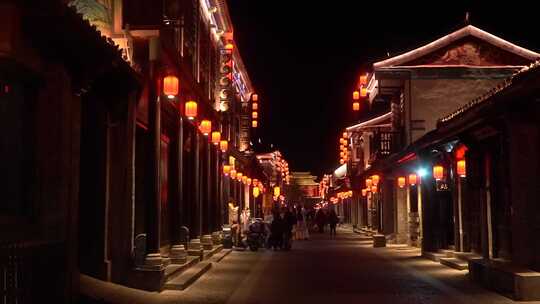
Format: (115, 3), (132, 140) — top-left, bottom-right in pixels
(365, 178), (373, 188)
(353, 90), (360, 100)
(252, 179), (258, 186)
(220, 140), (228, 152)
(360, 74), (368, 86)
(360, 86), (368, 97)
(236, 172), (243, 180)
(353, 102), (360, 111)
(274, 186), (280, 197)
(372, 175), (380, 186)
(371, 185), (377, 193)
(185, 101), (197, 120)
(361, 189), (367, 197)
(163, 75), (179, 98)
(242, 176), (247, 184)
(223, 165), (231, 176)
(252, 94), (258, 102)
(252, 120), (258, 128)
(211, 131), (221, 145)
(397, 177), (406, 188)
(200, 120), (212, 135)
(253, 187), (260, 198)
(433, 165), (444, 181)
(252, 112), (258, 119)
(230, 169), (237, 180)
(247, 178), (252, 186)
(252, 103), (258, 110)
(225, 42), (234, 50)
(457, 160), (466, 177)
(408, 174), (417, 186)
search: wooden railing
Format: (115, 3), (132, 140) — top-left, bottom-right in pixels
(0, 241), (66, 304)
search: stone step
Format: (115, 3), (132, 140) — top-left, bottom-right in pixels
(438, 249), (455, 258)
(164, 261), (212, 290)
(440, 257), (469, 271)
(164, 256), (200, 280)
(203, 244), (224, 260)
(454, 252), (483, 262)
(209, 249), (232, 263)
(422, 251), (447, 262)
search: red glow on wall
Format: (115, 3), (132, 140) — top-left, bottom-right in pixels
(455, 144), (468, 159)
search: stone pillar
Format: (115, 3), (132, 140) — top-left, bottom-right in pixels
(145, 37), (162, 266)
(395, 184), (408, 244)
(194, 131), (201, 238)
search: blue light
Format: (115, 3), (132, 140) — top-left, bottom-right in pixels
(417, 168), (428, 177)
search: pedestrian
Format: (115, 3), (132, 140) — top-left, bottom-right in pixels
(283, 207), (297, 250)
(270, 210), (284, 250)
(315, 208), (327, 233)
(328, 209), (339, 238)
(295, 207), (308, 240)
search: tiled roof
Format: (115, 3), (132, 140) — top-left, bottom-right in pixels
(438, 60), (540, 124)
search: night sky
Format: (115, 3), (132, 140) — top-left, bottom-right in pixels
(227, 3), (540, 177)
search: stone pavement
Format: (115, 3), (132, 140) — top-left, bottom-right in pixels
(161, 228), (540, 304)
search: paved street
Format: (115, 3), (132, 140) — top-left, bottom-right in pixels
(161, 228), (536, 304)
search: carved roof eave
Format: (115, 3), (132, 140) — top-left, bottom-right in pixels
(374, 25), (540, 68)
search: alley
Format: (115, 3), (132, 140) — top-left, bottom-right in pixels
(162, 228), (531, 304)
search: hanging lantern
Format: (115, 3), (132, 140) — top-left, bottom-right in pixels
(230, 169), (237, 179)
(252, 120), (258, 128)
(353, 102), (360, 111)
(397, 177), (406, 188)
(219, 140), (228, 152)
(371, 185), (377, 193)
(340, 151), (345, 158)
(408, 174), (417, 186)
(360, 86), (368, 97)
(372, 175), (380, 186)
(200, 120), (212, 135)
(185, 101), (198, 120)
(225, 42), (234, 50)
(223, 165), (231, 176)
(433, 165), (444, 181)
(237, 172), (243, 180)
(211, 131), (221, 145)
(360, 74), (368, 86)
(242, 176), (248, 184)
(247, 178), (252, 186)
(353, 90), (360, 100)
(361, 189), (367, 197)
(229, 156), (235, 166)
(163, 75), (179, 98)
(365, 178), (372, 188)
(253, 187), (260, 198)
(457, 160), (466, 177)
(252, 94), (258, 102)
(252, 103), (258, 110)
(274, 186), (281, 197)
(252, 179), (258, 186)
(252, 112), (258, 119)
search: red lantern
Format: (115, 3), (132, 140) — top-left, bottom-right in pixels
(408, 174), (417, 186)
(220, 140), (228, 152)
(185, 101), (197, 120)
(457, 160), (466, 177)
(252, 120), (258, 128)
(372, 175), (380, 186)
(223, 165), (231, 176)
(200, 120), (212, 135)
(252, 112), (258, 119)
(398, 177), (406, 188)
(211, 131), (221, 145)
(236, 172), (243, 180)
(433, 165), (444, 181)
(252, 94), (258, 102)
(353, 90), (360, 100)
(252, 103), (258, 110)
(225, 42), (234, 50)
(360, 86), (368, 97)
(365, 178), (373, 188)
(230, 169), (237, 180)
(353, 102), (360, 111)
(361, 189), (367, 197)
(360, 74), (368, 86)
(163, 75), (179, 98)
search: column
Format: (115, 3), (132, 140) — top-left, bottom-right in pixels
(145, 37), (162, 266)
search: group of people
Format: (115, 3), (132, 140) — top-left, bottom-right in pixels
(267, 206), (311, 250)
(314, 208), (340, 238)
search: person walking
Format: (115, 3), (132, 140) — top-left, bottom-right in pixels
(315, 208), (327, 233)
(328, 209), (339, 238)
(283, 207), (297, 250)
(295, 207), (309, 240)
(270, 211), (284, 250)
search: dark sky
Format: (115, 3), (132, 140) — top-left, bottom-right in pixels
(227, 3), (540, 177)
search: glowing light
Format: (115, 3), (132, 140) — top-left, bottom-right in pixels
(372, 175), (380, 186)
(360, 86), (368, 97)
(163, 75), (179, 98)
(417, 168), (427, 178)
(220, 140), (228, 152)
(274, 186), (280, 197)
(365, 178), (373, 188)
(252, 103), (258, 110)
(252, 112), (258, 119)
(253, 187), (260, 198)
(211, 131), (221, 145)
(223, 165), (231, 176)
(361, 189), (367, 197)
(353, 90), (360, 100)
(457, 160), (466, 177)
(433, 165), (444, 181)
(252, 120), (258, 128)
(353, 102), (360, 111)
(252, 94), (258, 101)
(230, 169), (237, 180)
(199, 120), (212, 135)
(398, 177), (406, 188)
(408, 174), (417, 186)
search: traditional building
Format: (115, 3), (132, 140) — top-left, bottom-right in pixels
(347, 25), (539, 246)
(287, 172), (320, 207)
